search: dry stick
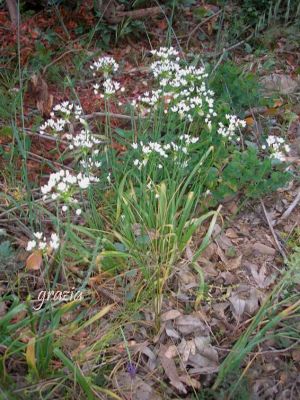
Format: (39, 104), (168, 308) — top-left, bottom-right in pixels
(260, 199), (287, 260)
(277, 188), (300, 223)
(6, 0), (19, 27)
(244, 106), (269, 118)
(42, 48), (86, 75)
(84, 111), (139, 121)
(25, 130), (69, 144)
(210, 33), (254, 76)
(186, 10), (222, 48)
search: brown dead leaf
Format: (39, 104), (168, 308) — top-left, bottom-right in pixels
(26, 250), (43, 270)
(161, 309), (182, 322)
(113, 372), (162, 400)
(174, 314), (206, 335)
(178, 338), (196, 362)
(29, 74), (53, 116)
(261, 74), (299, 95)
(248, 263), (276, 288)
(253, 242), (276, 256)
(227, 255), (242, 270)
(225, 228), (239, 239)
(292, 350), (300, 362)
(229, 287), (260, 319)
(158, 344), (187, 394)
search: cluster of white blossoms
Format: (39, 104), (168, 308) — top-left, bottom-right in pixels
(41, 169), (99, 211)
(90, 56), (119, 76)
(39, 101), (83, 136)
(90, 55), (124, 99)
(80, 157), (102, 169)
(65, 130), (102, 151)
(131, 136), (198, 170)
(93, 79), (125, 98)
(39, 118), (66, 136)
(262, 135), (290, 161)
(217, 114), (246, 140)
(26, 232), (60, 252)
(53, 101), (83, 120)
(133, 48), (218, 126)
(179, 134), (199, 145)
(150, 47), (180, 59)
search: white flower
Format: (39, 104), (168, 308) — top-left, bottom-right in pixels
(102, 78), (121, 96)
(26, 240), (36, 252)
(78, 176), (91, 189)
(265, 135), (290, 162)
(76, 208), (82, 216)
(38, 242), (47, 250)
(90, 56), (119, 75)
(33, 232), (43, 240)
(49, 233), (60, 250)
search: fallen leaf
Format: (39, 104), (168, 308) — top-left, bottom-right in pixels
(245, 116), (255, 126)
(158, 345), (187, 394)
(253, 242), (276, 256)
(174, 314), (206, 335)
(113, 372), (161, 400)
(227, 255), (242, 270)
(225, 228), (239, 239)
(261, 74), (299, 95)
(229, 287), (260, 319)
(178, 338), (196, 362)
(292, 350), (300, 362)
(26, 250), (43, 270)
(247, 263), (275, 288)
(161, 309), (182, 322)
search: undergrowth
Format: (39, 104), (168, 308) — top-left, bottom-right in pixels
(0, 44), (297, 399)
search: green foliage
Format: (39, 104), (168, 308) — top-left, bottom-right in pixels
(210, 61), (267, 114)
(213, 147), (292, 200)
(216, 0), (300, 42)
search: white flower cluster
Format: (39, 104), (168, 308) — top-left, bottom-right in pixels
(41, 169), (99, 206)
(90, 56), (119, 76)
(136, 47), (218, 126)
(94, 79), (125, 97)
(150, 47), (179, 59)
(131, 135), (198, 170)
(39, 118), (66, 136)
(179, 134), (199, 145)
(80, 158), (102, 169)
(217, 114), (246, 140)
(39, 101), (83, 136)
(26, 232), (60, 252)
(91, 55), (124, 98)
(65, 130), (102, 151)
(263, 135), (290, 162)
(53, 101), (83, 120)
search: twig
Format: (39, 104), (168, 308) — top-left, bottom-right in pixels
(277, 188), (300, 224)
(42, 48), (85, 75)
(244, 106), (269, 117)
(260, 199), (287, 260)
(186, 10), (222, 48)
(83, 112), (139, 121)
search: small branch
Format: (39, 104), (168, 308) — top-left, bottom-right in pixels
(104, 6), (163, 24)
(277, 188), (300, 224)
(6, 0), (20, 27)
(244, 107), (269, 117)
(187, 10), (222, 48)
(260, 199), (287, 260)
(83, 112), (139, 121)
